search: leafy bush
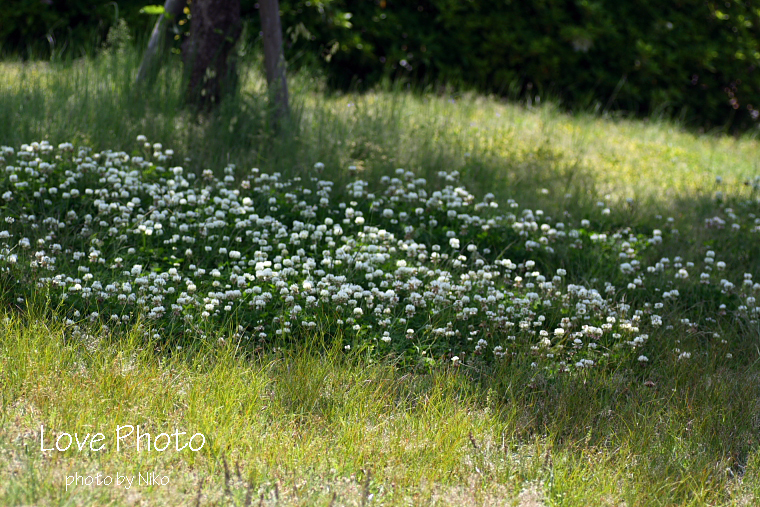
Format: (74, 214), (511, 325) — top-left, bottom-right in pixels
(273, 0), (760, 131)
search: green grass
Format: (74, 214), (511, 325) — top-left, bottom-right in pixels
(2, 313), (758, 506)
(0, 49), (759, 506)
(2, 54), (759, 207)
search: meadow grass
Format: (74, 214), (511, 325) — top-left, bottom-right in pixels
(0, 50), (758, 506)
(2, 311), (758, 506)
(2, 53), (759, 207)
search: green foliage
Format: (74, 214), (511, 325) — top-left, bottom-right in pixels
(273, 0), (760, 131)
(0, 0), (153, 59)
(139, 5), (167, 16)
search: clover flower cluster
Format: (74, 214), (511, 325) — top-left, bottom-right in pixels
(0, 138), (757, 371)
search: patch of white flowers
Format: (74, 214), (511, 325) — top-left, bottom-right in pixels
(0, 138), (757, 372)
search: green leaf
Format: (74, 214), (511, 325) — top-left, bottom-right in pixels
(139, 5), (166, 16)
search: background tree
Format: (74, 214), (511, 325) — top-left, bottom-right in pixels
(259, 0), (289, 124)
(136, 0), (288, 117)
(136, 0), (186, 84)
(181, 0), (242, 107)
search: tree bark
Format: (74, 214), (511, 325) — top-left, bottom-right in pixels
(259, 0), (289, 123)
(182, 0), (242, 108)
(136, 0), (187, 85)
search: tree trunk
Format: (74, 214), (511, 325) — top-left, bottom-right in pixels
(182, 0), (242, 108)
(136, 0), (187, 85)
(259, 0), (289, 123)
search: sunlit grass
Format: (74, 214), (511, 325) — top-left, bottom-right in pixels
(2, 54), (759, 209)
(1, 313), (758, 506)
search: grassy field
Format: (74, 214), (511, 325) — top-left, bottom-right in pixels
(0, 50), (759, 506)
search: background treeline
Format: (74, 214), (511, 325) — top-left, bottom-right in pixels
(2, 0), (760, 131)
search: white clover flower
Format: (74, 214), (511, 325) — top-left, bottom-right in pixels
(638, 355), (649, 362)
(2, 135), (743, 374)
(620, 262), (634, 274)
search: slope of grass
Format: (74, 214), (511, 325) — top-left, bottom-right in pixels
(0, 50), (758, 506)
(1, 53), (759, 207)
